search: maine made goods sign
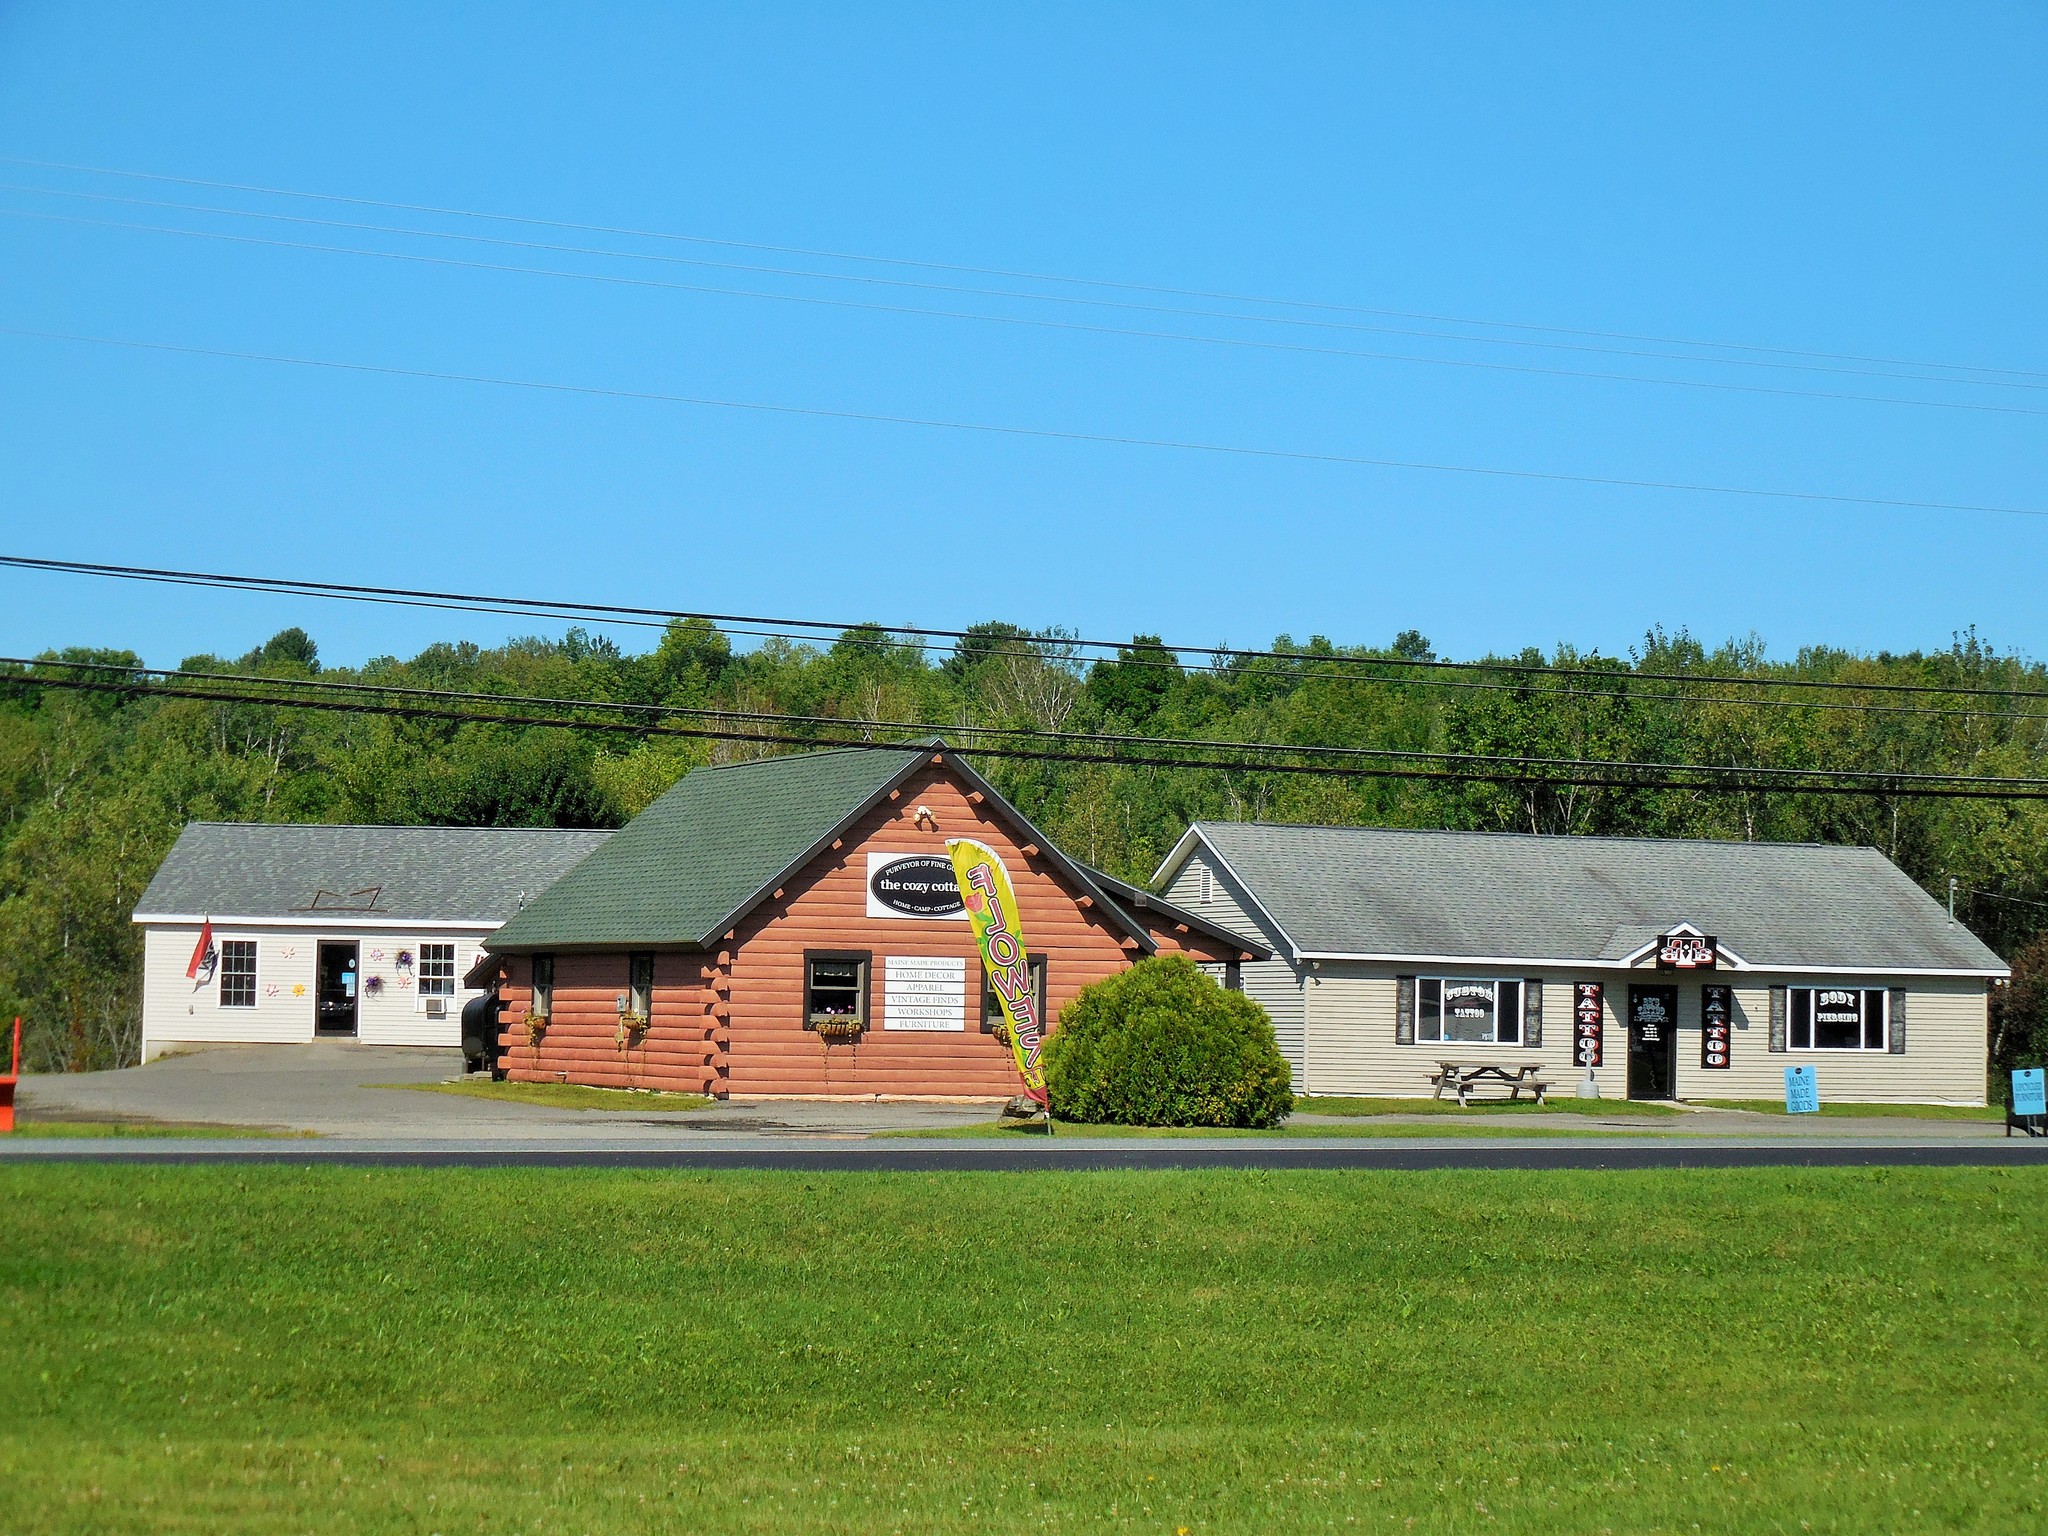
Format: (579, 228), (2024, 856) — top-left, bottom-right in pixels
(882, 956), (968, 1030)
(1572, 982), (1604, 1067)
(1785, 1064), (1820, 1114)
(1701, 984), (1733, 1070)
(866, 853), (968, 920)
(1655, 931), (1718, 970)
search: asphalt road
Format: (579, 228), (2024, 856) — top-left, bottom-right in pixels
(7, 1137), (2047, 1171)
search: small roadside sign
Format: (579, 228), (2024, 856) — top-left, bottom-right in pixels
(1784, 1065), (1819, 1115)
(2015, 1068), (2047, 1118)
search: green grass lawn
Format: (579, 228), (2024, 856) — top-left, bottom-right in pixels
(1691, 1099), (2006, 1120)
(6, 1118), (292, 1139)
(3, 1166), (2043, 1534)
(1294, 1094), (1681, 1117)
(377, 1078), (715, 1112)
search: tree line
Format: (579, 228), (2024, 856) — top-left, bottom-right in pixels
(3, 618), (2046, 1081)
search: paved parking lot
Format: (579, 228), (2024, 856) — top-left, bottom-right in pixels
(9, 1043), (2027, 1166)
(15, 1042), (998, 1140)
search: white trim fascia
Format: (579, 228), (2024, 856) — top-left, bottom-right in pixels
(1158, 828), (1305, 963)
(1294, 949), (2006, 979)
(132, 913), (503, 931)
(1152, 826), (1205, 887)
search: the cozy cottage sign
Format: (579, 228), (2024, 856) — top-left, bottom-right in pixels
(866, 853), (969, 919)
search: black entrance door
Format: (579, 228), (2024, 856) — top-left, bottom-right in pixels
(1627, 985), (1678, 1100)
(316, 942), (360, 1035)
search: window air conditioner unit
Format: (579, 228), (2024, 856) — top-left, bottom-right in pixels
(426, 997), (447, 1018)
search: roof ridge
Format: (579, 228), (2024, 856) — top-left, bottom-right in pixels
(175, 821), (613, 834)
(688, 741), (933, 776)
(1196, 820), (1856, 853)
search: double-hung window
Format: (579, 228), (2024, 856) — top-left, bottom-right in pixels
(1788, 987), (1888, 1051)
(219, 940), (258, 1009)
(531, 954), (555, 1018)
(418, 943), (457, 1005)
(1417, 977), (1522, 1045)
(627, 953), (655, 1018)
(805, 952), (870, 1029)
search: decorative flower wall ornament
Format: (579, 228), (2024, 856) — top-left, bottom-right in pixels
(368, 948), (385, 962)
(264, 984), (280, 997)
(280, 945), (297, 959)
(291, 984), (306, 997)
(364, 976), (384, 995)
(396, 950), (414, 972)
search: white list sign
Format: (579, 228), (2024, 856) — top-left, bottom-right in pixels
(883, 955), (968, 1031)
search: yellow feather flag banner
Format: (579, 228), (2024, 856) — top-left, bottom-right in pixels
(946, 837), (1047, 1105)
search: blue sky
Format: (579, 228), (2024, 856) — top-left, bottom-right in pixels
(1, 4), (2043, 670)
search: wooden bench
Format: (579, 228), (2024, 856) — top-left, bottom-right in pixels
(1430, 1061), (1552, 1107)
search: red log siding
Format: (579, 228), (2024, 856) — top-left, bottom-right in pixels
(497, 950), (722, 1093)
(497, 757), (1239, 1097)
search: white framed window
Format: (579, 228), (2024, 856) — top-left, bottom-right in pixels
(531, 954), (555, 1018)
(219, 939), (258, 1009)
(805, 952), (870, 1028)
(416, 942), (457, 1008)
(1416, 977), (1522, 1046)
(628, 952), (654, 1018)
(1788, 987), (1887, 1051)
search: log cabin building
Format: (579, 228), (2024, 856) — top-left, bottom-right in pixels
(477, 742), (1265, 1099)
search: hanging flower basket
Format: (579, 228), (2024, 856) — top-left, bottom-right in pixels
(814, 1018), (865, 1044)
(614, 1013), (650, 1051)
(522, 1010), (549, 1042)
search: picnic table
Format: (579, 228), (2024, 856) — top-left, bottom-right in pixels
(1430, 1061), (1551, 1107)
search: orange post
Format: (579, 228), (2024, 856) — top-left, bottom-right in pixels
(0, 1016), (18, 1133)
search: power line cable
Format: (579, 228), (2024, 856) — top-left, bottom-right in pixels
(8, 554), (2048, 708)
(8, 558), (2040, 724)
(7, 152), (2041, 384)
(8, 180), (2039, 402)
(6, 326), (2043, 522)
(12, 654), (2048, 797)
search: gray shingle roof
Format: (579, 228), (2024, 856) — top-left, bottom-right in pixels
(487, 745), (931, 950)
(132, 824), (612, 926)
(1175, 822), (2007, 974)
(486, 743), (1182, 954)
(1079, 864), (1271, 960)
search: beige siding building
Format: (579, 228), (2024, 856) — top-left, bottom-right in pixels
(132, 824), (608, 1062)
(1156, 823), (2006, 1106)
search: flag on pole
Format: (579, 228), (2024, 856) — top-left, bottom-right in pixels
(946, 838), (1047, 1106)
(186, 918), (217, 983)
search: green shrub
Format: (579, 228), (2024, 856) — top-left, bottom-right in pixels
(1044, 955), (1295, 1127)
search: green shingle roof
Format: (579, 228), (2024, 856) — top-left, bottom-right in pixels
(489, 745), (928, 951)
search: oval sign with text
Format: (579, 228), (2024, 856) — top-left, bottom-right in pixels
(867, 854), (967, 919)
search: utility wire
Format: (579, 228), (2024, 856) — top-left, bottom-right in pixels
(6, 327), (2043, 522)
(2, 555), (2039, 724)
(8, 554), (2048, 709)
(7, 152), (2040, 385)
(6, 184), (2038, 410)
(11, 654), (2048, 797)
(9, 666), (2045, 800)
